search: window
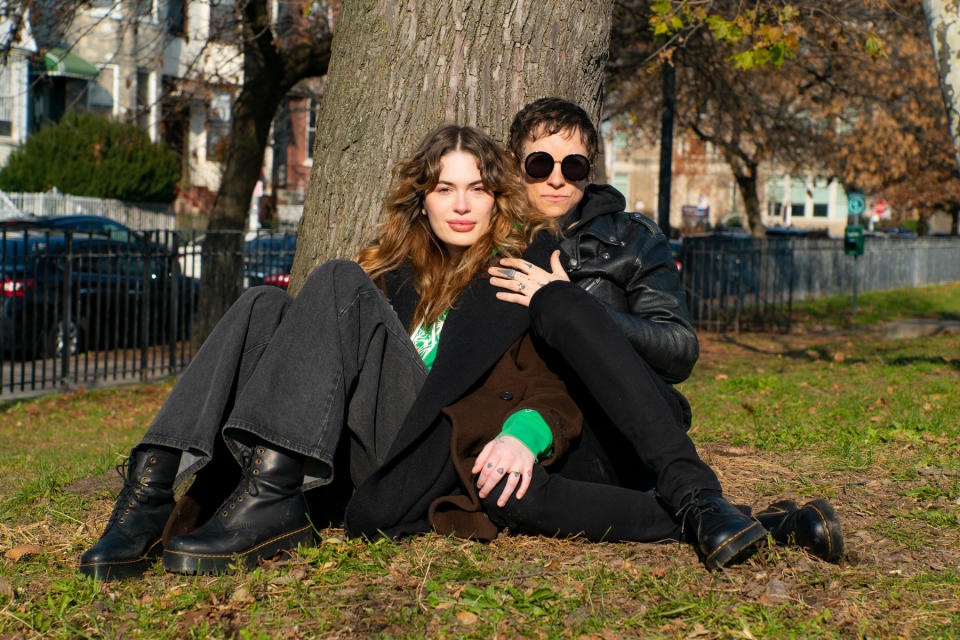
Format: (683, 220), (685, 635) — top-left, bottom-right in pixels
(167, 0), (186, 34)
(0, 63), (14, 138)
(791, 203), (806, 218)
(612, 172), (630, 206)
(88, 66), (116, 117)
(811, 177), (831, 218)
(133, 0), (155, 19)
(136, 69), (151, 131)
(210, 0), (239, 40)
(305, 99), (319, 160)
(206, 92), (232, 160)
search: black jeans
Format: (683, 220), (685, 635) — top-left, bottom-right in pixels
(481, 282), (722, 543)
(139, 260), (428, 492)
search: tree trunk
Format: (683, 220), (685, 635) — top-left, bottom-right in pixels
(196, 0), (331, 340)
(197, 75), (286, 339)
(725, 154), (763, 237)
(923, 0), (960, 176)
(290, 0), (614, 293)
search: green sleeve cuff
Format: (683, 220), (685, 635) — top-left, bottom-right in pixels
(500, 409), (554, 460)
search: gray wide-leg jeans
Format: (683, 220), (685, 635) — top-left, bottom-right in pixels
(139, 260), (428, 491)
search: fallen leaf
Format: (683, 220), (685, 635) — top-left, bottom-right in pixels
(456, 610), (478, 625)
(764, 578), (790, 603)
(833, 352), (845, 362)
(4, 545), (43, 562)
(715, 374), (728, 380)
(230, 586), (253, 604)
(434, 601), (454, 610)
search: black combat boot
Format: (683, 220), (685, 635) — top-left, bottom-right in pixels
(756, 498), (845, 563)
(679, 491), (768, 570)
(162, 442), (314, 575)
(79, 447), (180, 580)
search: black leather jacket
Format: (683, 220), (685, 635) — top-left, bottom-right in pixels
(553, 184), (699, 383)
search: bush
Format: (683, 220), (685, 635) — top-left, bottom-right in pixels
(0, 112), (180, 203)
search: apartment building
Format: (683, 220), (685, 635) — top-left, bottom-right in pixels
(0, 0), (322, 229)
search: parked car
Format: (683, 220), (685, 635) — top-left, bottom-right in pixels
(244, 234), (297, 289)
(0, 229), (198, 359)
(1, 214), (143, 244)
(178, 231), (296, 289)
(668, 239), (683, 273)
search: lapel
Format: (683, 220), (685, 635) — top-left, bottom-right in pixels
(380, 231), (562, 463)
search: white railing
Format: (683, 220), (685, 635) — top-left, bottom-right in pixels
(2, 188), (176, 230)
(0, 189), (23, 217)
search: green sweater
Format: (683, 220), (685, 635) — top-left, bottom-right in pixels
(411, 313), (553, 459)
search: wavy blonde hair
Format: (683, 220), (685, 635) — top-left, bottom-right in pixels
(357, 125), (553, 329)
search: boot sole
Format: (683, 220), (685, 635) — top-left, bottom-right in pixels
(161, 524), (316, 575)
(78, 539), (163, 580)
(705, 520), (767, 570)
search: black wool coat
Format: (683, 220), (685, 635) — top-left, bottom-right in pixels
(343, 232), (581, 540)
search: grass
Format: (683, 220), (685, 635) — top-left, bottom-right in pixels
(1, 283), (959, 638)
(791, 281), (960, 327)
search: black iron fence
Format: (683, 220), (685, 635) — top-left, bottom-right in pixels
(0, 228), (296, 398)
(2, 229), (957, 396)
(682, 235), (960, 332)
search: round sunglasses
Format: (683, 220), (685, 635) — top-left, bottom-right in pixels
(523, 151), (591, 182)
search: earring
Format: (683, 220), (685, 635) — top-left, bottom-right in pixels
(420, 209), (426, 216)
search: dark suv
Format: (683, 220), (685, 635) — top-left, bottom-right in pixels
(1, 229), (197, 358)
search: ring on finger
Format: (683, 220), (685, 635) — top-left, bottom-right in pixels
(518, 283), (526, 292)
(509, 471), (521, 478)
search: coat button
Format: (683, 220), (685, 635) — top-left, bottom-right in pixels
(601, 252), (610, 260)
(500, 391), (513, 401)
(608, 236), (617, 243)
(569, 259), (579, 268)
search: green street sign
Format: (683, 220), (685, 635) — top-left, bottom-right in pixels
(844, 224), (864, 256)
(847, 192), (866, 216)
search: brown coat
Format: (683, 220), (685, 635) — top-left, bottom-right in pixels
(430, 333), (581, 539)
(343, 231), (581, 540)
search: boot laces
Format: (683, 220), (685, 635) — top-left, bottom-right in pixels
(105, 456), (145, 528)
(675, 490), (718, 540)
(218, 448), (263, 519)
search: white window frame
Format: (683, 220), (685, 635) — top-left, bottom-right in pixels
(303, 98), (319, 167)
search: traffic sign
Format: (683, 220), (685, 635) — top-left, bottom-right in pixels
(847, 192), (866, 216)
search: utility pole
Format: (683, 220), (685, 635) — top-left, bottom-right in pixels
(657, 61), (675, 238)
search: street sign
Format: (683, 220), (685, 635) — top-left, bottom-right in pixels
(847, 192), (866, 216)
(873, 199), (890, 219)
(844, 224), (864, 256)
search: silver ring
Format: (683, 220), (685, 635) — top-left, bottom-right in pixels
(518, 283), (526, 292)
(510, 471), (521, 478)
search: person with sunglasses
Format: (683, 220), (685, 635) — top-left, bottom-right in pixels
(482, 97), (844, 569)
(78, 125), (583, 578)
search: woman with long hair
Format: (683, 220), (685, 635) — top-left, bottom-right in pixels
(79, 124), (581, 578)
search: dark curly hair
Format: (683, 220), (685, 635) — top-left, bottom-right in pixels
(508, 97), (599, 163)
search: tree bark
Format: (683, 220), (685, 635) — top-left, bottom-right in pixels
(923, 0), (960, 176)
(724, 152), (763, 237)
(197, 0), (331, 340)
(290, 0), (614, 293)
